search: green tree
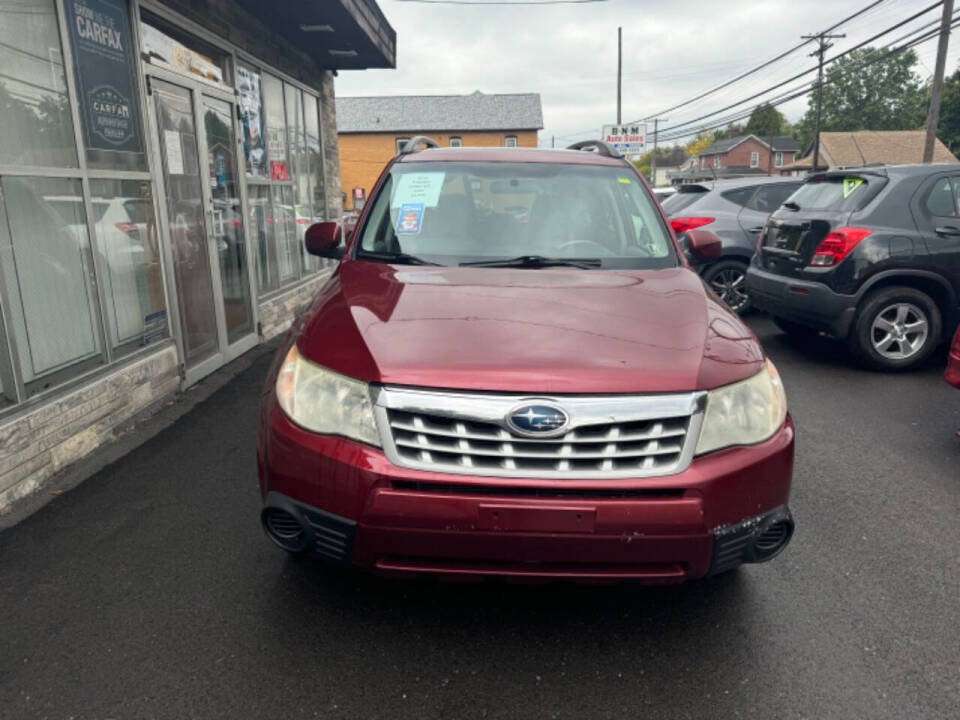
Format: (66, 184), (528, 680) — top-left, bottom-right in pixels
(745, 102), (789, 137)
(793, 46), (928, 151)
(937, 66), (960, 155)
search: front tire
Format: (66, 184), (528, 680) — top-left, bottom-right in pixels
(850, 287), (941, 371)
(703, 260), (752, 314)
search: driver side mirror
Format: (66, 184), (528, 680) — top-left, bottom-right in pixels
(685, 229), (722, 262)
(305, 222), (344, 259)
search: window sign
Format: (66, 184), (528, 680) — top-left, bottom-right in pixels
(236, 64), (266, 177)
(64, 0), (143, 155)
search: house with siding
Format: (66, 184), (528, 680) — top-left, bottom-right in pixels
(337, 91), (543, 210)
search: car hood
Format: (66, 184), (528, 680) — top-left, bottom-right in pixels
(296, 261), (765, 393)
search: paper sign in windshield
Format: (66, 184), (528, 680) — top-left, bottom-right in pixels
(394, 172), (445, 207)
(396, 202), (425, 235)
(843, 177), (864, 198)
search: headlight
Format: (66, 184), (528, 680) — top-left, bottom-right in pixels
(275, 344), (381, 447)
(695, 359), (787, 455)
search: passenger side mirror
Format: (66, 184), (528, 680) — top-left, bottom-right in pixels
(685, 229), (722, 261)
(305, 222), (344, 259)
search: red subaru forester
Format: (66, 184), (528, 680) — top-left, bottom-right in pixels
(257, 139), (795, 582)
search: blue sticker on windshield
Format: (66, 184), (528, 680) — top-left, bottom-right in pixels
(396, 202), (425, 235)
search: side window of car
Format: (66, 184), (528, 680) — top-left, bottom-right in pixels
(747, 184), (799, 213)
(721, 187), (755, 208)
(924, 177), (958, 217)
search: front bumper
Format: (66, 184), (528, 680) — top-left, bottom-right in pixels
(746, 265), (857, 338)
(258, 403), (795, 582)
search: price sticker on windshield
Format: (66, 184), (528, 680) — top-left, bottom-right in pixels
(396, 202), (424, 235)
(393, 172), (445, 207)
(843, 177), (864, 198)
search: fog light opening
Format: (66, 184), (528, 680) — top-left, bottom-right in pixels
(262, 508), (307, 552)
(753, 519), (793, 559)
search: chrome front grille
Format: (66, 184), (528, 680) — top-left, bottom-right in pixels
(375, 387), (704, 479)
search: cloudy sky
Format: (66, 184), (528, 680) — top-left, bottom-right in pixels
(336, 0), (960, 148)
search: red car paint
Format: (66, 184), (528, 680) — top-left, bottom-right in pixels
(947, 324), (960, 389)
(257, 146), (794, 582)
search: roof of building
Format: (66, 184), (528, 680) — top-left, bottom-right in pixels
(337, 91), (544, 133)
(782, 130), (958, 170)
(700, 134), (799, 155)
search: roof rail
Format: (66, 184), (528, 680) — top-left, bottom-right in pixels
(566, 139), (622, 159)
(399, 136), (440, 155)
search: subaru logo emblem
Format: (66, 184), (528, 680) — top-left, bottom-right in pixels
(506, 403), (569, 437)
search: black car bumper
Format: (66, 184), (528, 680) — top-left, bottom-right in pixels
(746, 266), (857, 338)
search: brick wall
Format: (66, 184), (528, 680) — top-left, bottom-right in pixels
(0, 345), (179, 510)
(339, 130), (539, 210)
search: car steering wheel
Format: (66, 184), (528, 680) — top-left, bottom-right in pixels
(554, 239), (616, 257)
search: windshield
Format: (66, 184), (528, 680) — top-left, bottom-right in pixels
(357, 161), (678, 268)
(783, 175), (881, 213)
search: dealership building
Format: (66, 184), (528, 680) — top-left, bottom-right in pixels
(0, 0), (395, 506)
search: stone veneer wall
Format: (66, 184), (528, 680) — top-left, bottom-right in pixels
(258, 270), (334, 341)
(0, 344), (179, 510)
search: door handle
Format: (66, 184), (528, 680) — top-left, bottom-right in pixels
(935, 225), (960, 236)
(747, 226), (765, 234)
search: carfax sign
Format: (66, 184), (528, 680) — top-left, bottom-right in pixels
(602, 123), (646, 154)
(65, 0), (143, 154)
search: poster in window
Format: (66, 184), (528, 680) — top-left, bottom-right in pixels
(236, 65), (266, 177)
(64, 0), (143, 155)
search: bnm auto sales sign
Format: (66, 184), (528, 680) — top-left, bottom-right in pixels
(65, 0), (143, 154)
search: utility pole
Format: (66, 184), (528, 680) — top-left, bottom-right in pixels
(649, 118), (666, 185)
(617, 26), (622, 125)
(802, 31), (845, 172)
(924, 0), (954, 162)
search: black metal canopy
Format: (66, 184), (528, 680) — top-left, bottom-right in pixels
(233, 0), (396, 71)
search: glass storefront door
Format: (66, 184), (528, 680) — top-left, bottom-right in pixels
(148, 71), (257, 384)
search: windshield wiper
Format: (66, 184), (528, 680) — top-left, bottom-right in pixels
(783, 201), (801, 211)
(359, 250), (443, 266)
(460, 255), (601, 269)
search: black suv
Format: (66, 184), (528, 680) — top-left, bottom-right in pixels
(746, 164), (960, 370)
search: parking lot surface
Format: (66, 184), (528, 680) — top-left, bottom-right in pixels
(1, 315), (958, 720)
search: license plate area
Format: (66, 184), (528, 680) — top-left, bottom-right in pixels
(478, 504), (597, 533)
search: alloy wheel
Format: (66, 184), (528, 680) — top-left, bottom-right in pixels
(709, 268), (749, 311)
(870, 302), (929, 361)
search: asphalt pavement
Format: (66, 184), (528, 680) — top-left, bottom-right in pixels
(1, 315), (958, 720)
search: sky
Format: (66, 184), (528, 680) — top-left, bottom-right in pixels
(335, 0), (960, 149)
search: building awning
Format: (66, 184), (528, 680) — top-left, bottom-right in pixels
(234, 0), (396, 70)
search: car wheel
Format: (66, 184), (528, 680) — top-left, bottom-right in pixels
(772, 316), (821, 339)
(703, 260), (751, 314)
(851, 287), (941, 371)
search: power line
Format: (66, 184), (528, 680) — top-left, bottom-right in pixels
(653, 16), (956, 145)
(648, 1), (944, 139)
(633, 0), (890, 122)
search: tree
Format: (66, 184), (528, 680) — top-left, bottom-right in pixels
(684, 131), (714, 157)
(745, 103), (789, 137)
(937, 66), (960, 155)
(793, 47), (928, 151)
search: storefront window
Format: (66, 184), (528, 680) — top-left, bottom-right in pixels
(248, 184), (276, 293)
(88, 180), (167, 355)
(263, 74), (288, 181)
(140, 13), (229, 86)
(64, 0), (147, 172)
(0, 177), (104, 393)
(273, 184), (299, 284)
(304, 96), (325, 222)
(0, 0), (77, 167)
(237, 64), (266, 178)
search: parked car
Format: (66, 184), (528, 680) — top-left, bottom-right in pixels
(947, 323), (960, 388)
(661, 177), (802, 313)
(747, 165), (960, 371)
(256, 138), (795, 583)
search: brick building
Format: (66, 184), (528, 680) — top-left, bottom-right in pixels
(0, 0), (395, 510)
(337, 92), (543, 210)
(672, 134), (799, 184)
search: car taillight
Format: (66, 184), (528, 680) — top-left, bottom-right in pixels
(809, 226), (872, 267)
(669, 216), (714, 234)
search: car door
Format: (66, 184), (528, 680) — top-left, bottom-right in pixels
(737, 182), (802, 244)
(910, 173), (960, 300)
